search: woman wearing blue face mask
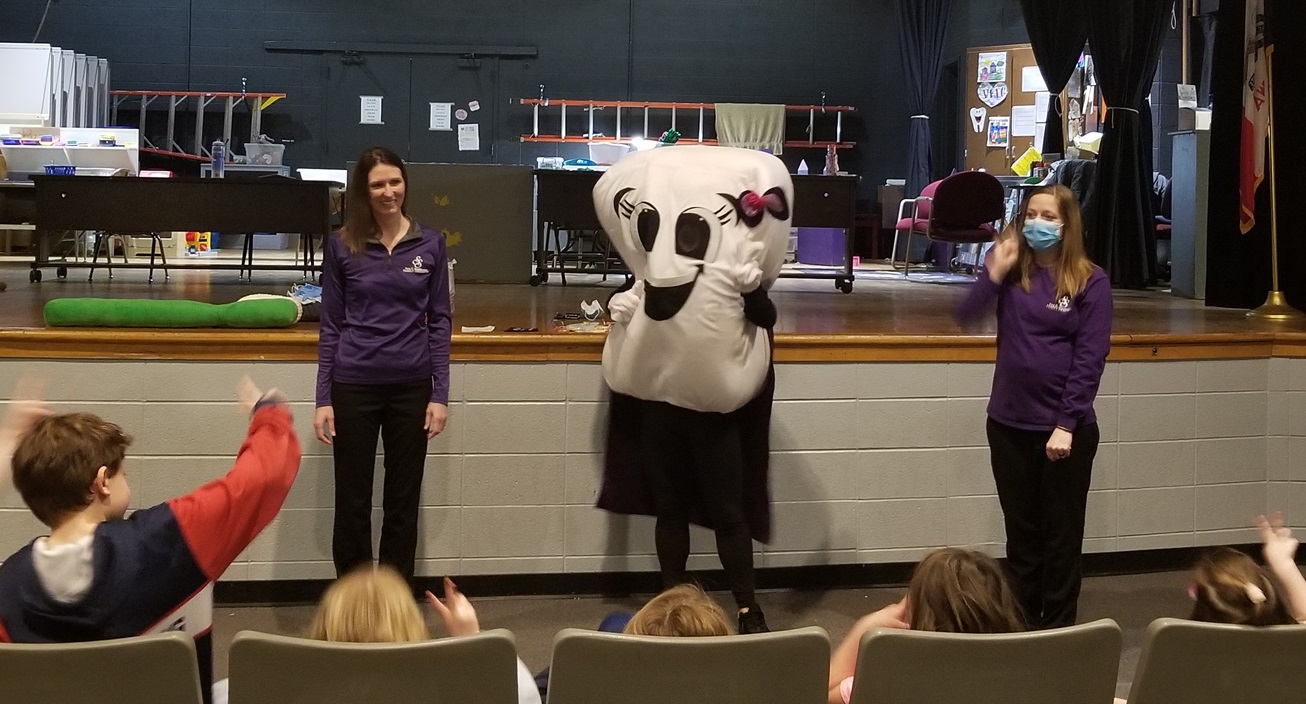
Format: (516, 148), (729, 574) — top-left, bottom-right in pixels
(955, 184), (1113, 629)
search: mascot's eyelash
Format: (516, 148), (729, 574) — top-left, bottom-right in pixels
(615, 187), (637, 219)
(713, 205), (733, 226)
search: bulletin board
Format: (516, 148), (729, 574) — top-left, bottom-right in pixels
(963, 43), (1066, 174)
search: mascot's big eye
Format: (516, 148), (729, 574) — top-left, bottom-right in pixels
(635, 204), (659, 252)
(675, 213), (711, 260)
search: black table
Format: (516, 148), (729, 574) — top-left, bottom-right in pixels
(532, 170), (859, 292)
(31, 175), (332, 282)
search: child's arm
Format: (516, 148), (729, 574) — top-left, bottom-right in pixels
(827, 599), (909, 704)
(1257, 512), (1306, 622)
(168, 379), (302, 581)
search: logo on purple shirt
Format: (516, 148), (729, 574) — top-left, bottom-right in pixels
(403, 256), (429, 274)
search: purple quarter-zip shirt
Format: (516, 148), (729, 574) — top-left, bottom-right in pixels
(956, 261), (1112, 432)
(316, 221), (452, 407)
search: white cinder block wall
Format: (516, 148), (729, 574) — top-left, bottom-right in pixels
(0, 358), (1300, 582)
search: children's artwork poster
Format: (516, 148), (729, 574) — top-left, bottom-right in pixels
(978, 81), (1008, 108)
(969, 106), (986, 133)
(986, 116), (1010, 148)
(978, 51), (1007, 83)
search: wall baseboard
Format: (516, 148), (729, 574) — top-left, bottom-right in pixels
(215, 543), (1260, 606)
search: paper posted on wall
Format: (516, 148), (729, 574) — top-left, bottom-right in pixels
(360, 96), (383, 125)
(458, 123), (480, 151)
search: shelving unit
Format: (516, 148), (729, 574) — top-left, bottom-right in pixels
(519, 98), (856, 150)
(110, 90), (286, 163)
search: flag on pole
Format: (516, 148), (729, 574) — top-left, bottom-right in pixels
(1239, 0), (1268, 234)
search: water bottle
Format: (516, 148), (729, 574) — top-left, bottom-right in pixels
(211, 140), (226, 178)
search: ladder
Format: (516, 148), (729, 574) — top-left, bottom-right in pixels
(110, 90), (286, 162)
(520, 98), (856, 149)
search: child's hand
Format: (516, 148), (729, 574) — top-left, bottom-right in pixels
(1, 376), (50, 440)
(1257, 512), (1299, 566)
(862, 597), (910, 631)
(238, 376), (286, 416)
(426, 577), (480, 637)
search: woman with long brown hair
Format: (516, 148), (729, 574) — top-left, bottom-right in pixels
(955, 184), (1113, 629)
(315, 147), (452, 583)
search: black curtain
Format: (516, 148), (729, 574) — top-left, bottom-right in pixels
(1205, 0), (1306, 310)
(896, 0), (951, 199)
(1190, 12), (1218, 108)
(1019, 1), (1088, 157)
(1085, 0), (1170, 288)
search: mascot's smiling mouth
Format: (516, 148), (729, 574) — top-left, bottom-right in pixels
(643, 266), (702, 321)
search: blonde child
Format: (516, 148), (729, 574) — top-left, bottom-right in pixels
(308, 566), (541, 704)
(827, 548), (1025, 704)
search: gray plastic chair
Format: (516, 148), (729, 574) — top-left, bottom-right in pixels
(227, 628), (521, 704)
(1126, 617), (1306, 703)
(0, 631), (203, 704)
(848, 618), (1121, 704)
(546, 626), (830, 704)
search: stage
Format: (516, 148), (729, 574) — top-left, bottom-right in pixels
(0, 262), (1301, 363)
(0, 260), (1300, 585)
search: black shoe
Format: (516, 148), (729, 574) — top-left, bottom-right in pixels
(738, 606), (770, 634)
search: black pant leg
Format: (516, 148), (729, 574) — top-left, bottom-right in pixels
(639, 402), (692, 588)
(687, 411), (756, 609)
(378, 381), (432, 583)
(1038, 422), (1099, 628)
(331, 382), (385, 577)
(987, 417), (1047, 626)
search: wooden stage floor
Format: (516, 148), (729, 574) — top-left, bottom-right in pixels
(0, 263), (1301, 362)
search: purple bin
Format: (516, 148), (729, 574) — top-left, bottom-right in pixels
(795, 227), (847, 267)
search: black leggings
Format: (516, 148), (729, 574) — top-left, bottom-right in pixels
(639, 401), (756, 609)
(987, 418), (1099, 629)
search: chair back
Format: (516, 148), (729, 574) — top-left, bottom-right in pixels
(0, 631), (203, 704)
(547, 626), (830, 704)
(847, 618), (1121, 704)
(928, 170), (1005, 228)
(1126, 617), (1306, 704)
(228, 629), (521, 704)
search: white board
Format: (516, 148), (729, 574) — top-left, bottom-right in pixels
(0, 43), (54, 121)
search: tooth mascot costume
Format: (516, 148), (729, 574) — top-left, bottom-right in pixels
(593, 146), (791, 632)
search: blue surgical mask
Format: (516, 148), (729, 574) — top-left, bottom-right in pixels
(1022, 218), (1063, 251)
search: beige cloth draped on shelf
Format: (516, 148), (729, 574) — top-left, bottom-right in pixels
(714, 103), (785, 155)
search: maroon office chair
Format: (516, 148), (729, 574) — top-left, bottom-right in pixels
(890, 171), (1005, 277)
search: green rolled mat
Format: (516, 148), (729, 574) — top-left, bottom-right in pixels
(43, 297), (301, 328)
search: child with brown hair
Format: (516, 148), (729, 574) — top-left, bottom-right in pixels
(1188, 512), (1306, 626)
(827, 548), (1026, 704)
(307, 566), (542, 704)
(0, 376), (300, 704)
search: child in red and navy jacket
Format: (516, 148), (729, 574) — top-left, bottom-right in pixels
(0, 377), (302, 704)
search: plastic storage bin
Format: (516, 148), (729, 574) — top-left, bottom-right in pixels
(244, 143), (285, 166)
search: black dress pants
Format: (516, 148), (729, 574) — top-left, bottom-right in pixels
(987, 417), (1099, 629)
(331, 380), (431, 582)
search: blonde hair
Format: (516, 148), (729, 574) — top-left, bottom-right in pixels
(1190, 548), (1295, 626)
(624, 584), (735, 637)
(307, 565), (430, 643)
(907, 548), (1026, 633)
(1009, 184), (1097, 300)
